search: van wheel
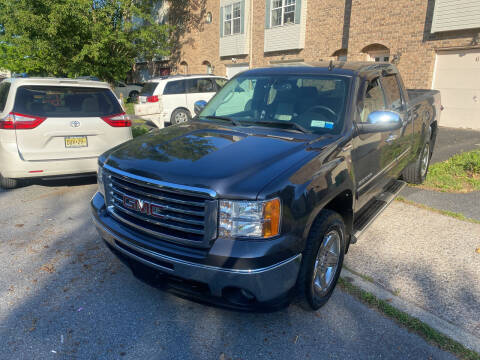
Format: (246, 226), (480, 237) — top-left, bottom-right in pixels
(402, 141), (430, 184)
(171, 109), (190, 125)
(128, 91), (139, 102)
(296, 210), (345, 310)
(0, 175), (19, 189)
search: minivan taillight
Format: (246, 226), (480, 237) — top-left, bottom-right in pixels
(0, 112), (46, 130)
(101, 112), (132, 127)
(147, 95), (159, 103)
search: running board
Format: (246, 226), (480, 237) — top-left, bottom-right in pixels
(351, 179), (406, 243)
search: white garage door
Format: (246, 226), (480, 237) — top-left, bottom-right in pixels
(432, 49), (480, 129)
(226, 64), (249, 79)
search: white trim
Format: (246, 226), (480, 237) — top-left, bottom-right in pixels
(431, 52), (438, 90)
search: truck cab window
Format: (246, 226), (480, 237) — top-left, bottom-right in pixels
(381, 75), (402, 111)
(359, 79), (385, 123)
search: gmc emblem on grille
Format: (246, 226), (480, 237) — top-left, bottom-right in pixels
(122, 195), (164, 218)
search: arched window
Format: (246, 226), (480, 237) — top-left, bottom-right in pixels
(203, 61), (213, 74)
(361, 44), (390, 62)
(180, 61), (188, 75)
(331, 49), (348, 61)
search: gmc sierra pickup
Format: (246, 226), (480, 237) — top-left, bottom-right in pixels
(91, 62), (441, 310)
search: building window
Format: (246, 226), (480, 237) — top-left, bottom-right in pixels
(272, 0), (296, 27)
(180, 61), (188, 75)
(224, 2), (242, 36)
(203, 61), (213, 74)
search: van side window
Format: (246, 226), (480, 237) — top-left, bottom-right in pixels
(163, 80), (186, 95)
(359, 79), (385, 123)
(0, 82), (11, 112)
(187, 78), (215, 93)
(381, 75), (402, 111)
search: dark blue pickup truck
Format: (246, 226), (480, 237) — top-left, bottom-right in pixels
(92, 62), (441, 310)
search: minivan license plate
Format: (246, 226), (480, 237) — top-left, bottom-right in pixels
(65, 136), (87, 148)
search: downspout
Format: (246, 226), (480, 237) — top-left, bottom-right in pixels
(249, 0), (254, 69)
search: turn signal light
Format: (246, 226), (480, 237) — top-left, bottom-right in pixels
(262, 198), (281, 238)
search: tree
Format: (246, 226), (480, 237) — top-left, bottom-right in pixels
(0, 0), (172, 82)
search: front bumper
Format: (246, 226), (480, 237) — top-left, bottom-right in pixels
(91, 192), (302, 306)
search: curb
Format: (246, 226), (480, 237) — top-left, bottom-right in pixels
(340, 268), (480, 354)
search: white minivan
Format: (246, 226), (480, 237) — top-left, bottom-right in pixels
(0, 78), (132, 189)
(134, 74), (228, 128)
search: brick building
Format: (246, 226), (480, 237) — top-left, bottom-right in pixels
(172, 0), (480, 129)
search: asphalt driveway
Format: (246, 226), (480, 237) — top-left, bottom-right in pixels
(0, 181), (458, 360)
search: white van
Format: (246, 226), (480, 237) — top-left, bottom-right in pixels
(0, 78), (132, 189)
(134, 74), (228, 128)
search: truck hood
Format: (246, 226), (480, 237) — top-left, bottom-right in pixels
(104, 121), (335, 199)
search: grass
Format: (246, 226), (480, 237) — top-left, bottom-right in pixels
(396, 196), (480, 225)
(124, 102), (135, 116)
(421, 149), (480, 192)
(338, 278), (480, 360)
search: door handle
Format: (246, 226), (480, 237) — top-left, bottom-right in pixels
(385, 134), (398, 143)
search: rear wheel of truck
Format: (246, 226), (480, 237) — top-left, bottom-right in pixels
(402, 141), (430, 184)
(296, 210), (345, 310)
(0, 174), (19, 189)
(171, 108), (190, 125)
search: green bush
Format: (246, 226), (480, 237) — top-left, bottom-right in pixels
(132, 126), (149, 138)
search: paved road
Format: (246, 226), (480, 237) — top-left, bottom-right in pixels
(0, 181), (457, 360)
(400, 126), (480, 219)
(431, 126), (480, 164)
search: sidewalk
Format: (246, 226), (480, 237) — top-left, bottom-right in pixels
(344, 201), (480, 345)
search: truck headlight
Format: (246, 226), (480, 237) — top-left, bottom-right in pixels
(97, 163), (105, 196)
(219, 198), (281, 238)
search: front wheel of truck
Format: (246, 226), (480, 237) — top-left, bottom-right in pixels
(402, 141), (431, 184)
(296, 210), (346, 311)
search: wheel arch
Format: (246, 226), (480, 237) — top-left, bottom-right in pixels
(302, 189), (354, 244)
(170, 107), (191, 122)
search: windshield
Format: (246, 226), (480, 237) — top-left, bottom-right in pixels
(198, 74), (350, 133)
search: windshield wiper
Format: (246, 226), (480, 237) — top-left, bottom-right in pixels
(203, 115), (242, 127)
(253, 121), (309, 133)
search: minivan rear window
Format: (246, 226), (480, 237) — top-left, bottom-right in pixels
(14, 86), (123, 118)
(140, 82), (159, 96)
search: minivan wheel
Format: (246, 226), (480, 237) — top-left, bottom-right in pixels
(128, 90), (139, 102)
(296, 210), (345, 311)
(171, 109), (190, 125)
(0, 175), (19, 189)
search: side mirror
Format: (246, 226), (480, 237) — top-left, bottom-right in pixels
(194, 100), (207, 115)
(357, 111), (402, 134)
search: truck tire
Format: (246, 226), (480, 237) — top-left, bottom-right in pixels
(0, 175), (19, 189)
(296, 209), (346, 310)
(402, 141), (431, 184)
(171, 108), (190, 125)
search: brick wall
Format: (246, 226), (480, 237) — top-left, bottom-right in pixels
(174, 0), (480, 89)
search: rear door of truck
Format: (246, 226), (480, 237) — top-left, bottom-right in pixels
(12, 83), (130, 161)
(379, 74), (414, 176)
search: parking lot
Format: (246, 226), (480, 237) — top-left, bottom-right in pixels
(0, 180), (459, 359)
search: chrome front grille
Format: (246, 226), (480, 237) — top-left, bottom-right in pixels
(104, 166), (217, 248)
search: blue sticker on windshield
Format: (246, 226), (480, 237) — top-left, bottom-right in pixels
(324, 122), (334, 129)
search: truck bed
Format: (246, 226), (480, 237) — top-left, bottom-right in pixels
(407, 89), (440, 105)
